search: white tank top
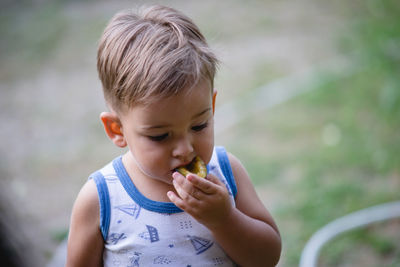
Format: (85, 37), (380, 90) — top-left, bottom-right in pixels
(91, 146), (238, 267)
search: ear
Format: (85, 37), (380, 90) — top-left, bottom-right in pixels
(212, 90), (217, 114)
(100, 112), (127, 148)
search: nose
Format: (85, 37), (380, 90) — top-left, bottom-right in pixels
(172, 135), (194, 161)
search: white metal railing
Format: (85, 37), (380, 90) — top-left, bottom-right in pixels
(299, 201), (400, 267)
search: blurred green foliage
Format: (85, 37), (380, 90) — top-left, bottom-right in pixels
(0, 2), (66, 79)
(226, 0), (400, 266)
(0, 0), (107, 81)
(343, 0), (400, 121)
(1, 0), (398, 265)
(281, 0), (400, 265)
(314, 1), (400, 264)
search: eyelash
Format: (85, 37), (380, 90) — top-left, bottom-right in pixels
(148, 133), (169, 142)
(147, 123), (208, 142)
(192, 122), (208, 132)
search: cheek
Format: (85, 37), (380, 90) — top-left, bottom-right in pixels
(130, 141), (168, 169)
(198, 126), (215, 164)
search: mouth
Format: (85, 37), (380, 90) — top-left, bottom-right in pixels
(177, 157), (196, 169)
(171, 158), (193, 175)
(175, 156), (207, 178)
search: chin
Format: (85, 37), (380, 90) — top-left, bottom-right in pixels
(148, 173), (174, 185)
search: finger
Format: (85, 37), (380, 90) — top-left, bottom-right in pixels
(167, 191), (186, 210)
(173, 171), (201, 196)
(172, 178), (199, 202)
(205, 173), (225, 186)
(186, 174), (217, 195)
(172, 171), (191, 188)
(172, 172), (190, 191)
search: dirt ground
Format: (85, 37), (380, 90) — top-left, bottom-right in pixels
(0, 0), (345, 265)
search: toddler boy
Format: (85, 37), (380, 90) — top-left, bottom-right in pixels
(67, 5), (281, 267)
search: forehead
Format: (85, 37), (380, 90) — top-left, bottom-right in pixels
(125, 80), (212, 124)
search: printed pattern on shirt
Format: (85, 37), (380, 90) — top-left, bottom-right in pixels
(115, 203), (141, 218)
(97, 147), (236, 266)
(108, 233), (127, 245)
(146, 225), (160, 242)
(187, 235), (214, 255)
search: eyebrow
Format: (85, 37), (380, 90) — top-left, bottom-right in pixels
(194, 107), (212, 119)
(141, 107), (211, 130)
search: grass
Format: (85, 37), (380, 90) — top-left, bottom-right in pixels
(319, 221), (400, 266)
(0, 1), (108, 81)
(230, 69), (400, 266)
(0, 2), (68, 80)
(222, 1), (400, 266)
(1, 0), (399, 265)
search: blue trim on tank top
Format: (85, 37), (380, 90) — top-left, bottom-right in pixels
(113, 156), (184, 213)
(215, 146), (237, 198)
(91, 171), (111, 240)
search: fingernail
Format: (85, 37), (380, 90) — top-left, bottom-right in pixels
(172, 172), (180, 179)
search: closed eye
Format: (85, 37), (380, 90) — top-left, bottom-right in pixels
(148, 133), (168, 142)
(192, 123), (208, 132)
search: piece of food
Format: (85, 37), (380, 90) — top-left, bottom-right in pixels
(176, 156), (207, 178)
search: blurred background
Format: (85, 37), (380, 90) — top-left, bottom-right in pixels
(0, 0), (399, 266)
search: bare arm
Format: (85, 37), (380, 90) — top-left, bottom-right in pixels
(209, 153), (281, 266)
(66, 179), (104, 267)
(168, 153), (281, 267)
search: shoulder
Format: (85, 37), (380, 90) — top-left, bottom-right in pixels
(226, 152), (247, 180)
(213, 146), (245, 175)
(73, 179), (100, 219)
(226, 152), (254, 203)
(66, 179), (103, 266)
(68, 179), (101, 237)
(225, 151), (278, 228)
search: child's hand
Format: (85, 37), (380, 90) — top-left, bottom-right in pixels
(168, 172), (233, 229)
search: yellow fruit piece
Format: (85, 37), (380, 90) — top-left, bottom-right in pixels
(176, 156), (207, 178)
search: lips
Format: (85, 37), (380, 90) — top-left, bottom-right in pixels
(175, 156), (207, 178)
(177, 157), (196, 170)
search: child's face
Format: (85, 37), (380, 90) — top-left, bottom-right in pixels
(119, 80), (215, 185)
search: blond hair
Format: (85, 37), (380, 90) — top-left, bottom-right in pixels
(97, 5), (218, 112)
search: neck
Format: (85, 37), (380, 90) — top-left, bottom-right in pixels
(121, 152), (175, 202)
